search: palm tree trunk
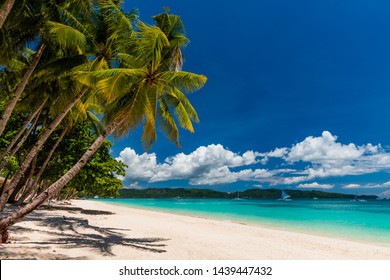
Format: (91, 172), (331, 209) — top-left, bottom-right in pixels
(0, 43), (46, 137)
(11, 154), (37, 203)
(0, 0), (15, 28)
(0, 170), (11, 196)
(0, 120), (120, 243)
(0, 97), (47, 162)
(7, 168), (30, 203)
(17, 127), (68, 205)
(0, 88), (88, 212)
(0, 108), (41, 171)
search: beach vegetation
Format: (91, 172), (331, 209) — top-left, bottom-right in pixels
(118, 188), (379, 200)
(0, 1), (206, 243)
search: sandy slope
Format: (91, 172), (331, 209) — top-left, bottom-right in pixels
(1, 199), (390, 260)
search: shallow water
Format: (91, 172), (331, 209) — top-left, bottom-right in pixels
(94, 198), (390, 245)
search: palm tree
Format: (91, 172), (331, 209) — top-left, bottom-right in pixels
(0, 0), (115, 211)
(0, 97), (47, 170)
(0, 11), (207, 243)
(0, 0), (16, 28)
(0, 0), (92, 136)
(15, 126), (68, 204)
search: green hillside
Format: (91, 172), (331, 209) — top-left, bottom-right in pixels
(119, 188), (378, 199)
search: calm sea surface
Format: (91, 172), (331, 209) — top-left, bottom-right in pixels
(94, 198), (390, 245)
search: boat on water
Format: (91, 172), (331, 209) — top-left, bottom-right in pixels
(279, 190), (291, 201)
(234, 191), (243, 200)
(351, 195), (366, 202)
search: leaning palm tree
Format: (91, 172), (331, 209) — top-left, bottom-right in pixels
(0, 0), (130, 211)
(0, 11), (207, 243)
(0, 0), (92, 136)
(0, 0), (16, 28)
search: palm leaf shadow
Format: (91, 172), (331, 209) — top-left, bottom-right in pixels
(4, 204), (169, 258)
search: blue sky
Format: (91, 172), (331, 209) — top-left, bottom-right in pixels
(112, 0), (390, 197)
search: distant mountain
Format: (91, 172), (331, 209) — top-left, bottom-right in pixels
(118, 188), (378, 199)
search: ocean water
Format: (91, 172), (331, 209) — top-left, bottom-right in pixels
(94, 198), (390, 245)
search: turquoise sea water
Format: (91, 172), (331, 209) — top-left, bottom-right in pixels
(94, 198), (390, 245)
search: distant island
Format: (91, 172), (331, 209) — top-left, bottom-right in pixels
(118, 188), (378, 199)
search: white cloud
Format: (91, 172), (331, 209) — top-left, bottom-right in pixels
(286, 131), (370, 164)
(115, 131), (390, 188)
(343, 184), (361, 189)
(268, 131), (386, 183)
(379, 190), (390, 199)
(150, 144), (261, 183)
(189, 166), (237, 185)
(116, 144), (268, 185)
(297, 182), (334, 189)
(122, 182), (143, 189)
(280, 176), (308, 185)
(383, 181), (390, 187)
(343, 182), (390, 189)
(116, 148), (158, 181)
(265, 147), (288, 158)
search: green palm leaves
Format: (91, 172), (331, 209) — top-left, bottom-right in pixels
(0, 4), (207, 243)
(78, 12), (207, 150)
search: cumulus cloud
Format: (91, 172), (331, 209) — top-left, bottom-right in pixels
(379, 189), (390, 199)
(115, 131), (390, 188)
(286, 131), (372, 164)
(269, 131), (386, 183)
(297, 182), (334, 189)
(122, 182), (143, 189)
(150, 144), (261, 183)
(116, 144), (267, 185)
(343, 184), (361, 189)
(343, 182), (390, 189)
(116, 148), (158, 181)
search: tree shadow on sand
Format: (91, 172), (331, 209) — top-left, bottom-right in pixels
(2, 205), (169, 259)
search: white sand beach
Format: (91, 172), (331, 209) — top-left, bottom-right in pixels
(1, 199), (390, 260)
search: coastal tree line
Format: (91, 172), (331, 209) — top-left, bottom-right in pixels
(118, 188), (379, 199)
(0, 0), (206, 243)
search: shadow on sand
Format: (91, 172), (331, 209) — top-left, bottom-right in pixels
(1, 204), (169, 259)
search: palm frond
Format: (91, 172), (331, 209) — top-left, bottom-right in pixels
(142, 111), (157, 151)
(116, 52), (143, 68)
(136, 21), (170, 71)
(164, 91), (194, 133)
(167, 86), (199, 122)
(153, 12), (189, 47)
(157, 97), (180, 147)
(92, 68), (146, 100)
(141, 85), (160, 150)
(45, 21), (87, 51)
(86, 110), (104, 135)
(160, 71), (207, 93)
(107, 83), (149, 138)
(33, 54), (87, 80)
(100, 0), (136, 33)
(75, 67), (144, 97)
(53, 3), (95, 43)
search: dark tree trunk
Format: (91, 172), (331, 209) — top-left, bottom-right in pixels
(0, 170), (11, 196)
(0, 120), (120, 243)
(0, 0), (15, 28)
(0, 43), (46, 137)
(7, 172), (29, 203)
(0, 97), (47, 163)
(0, 109), (41, 171)
(18, 127), (68, 205)
(0, 88), (88, 212)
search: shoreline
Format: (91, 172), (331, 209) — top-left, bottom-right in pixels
(1, 199), (390, 259)
(97, 198), (390, 248)
(99, 199), (390, 247)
